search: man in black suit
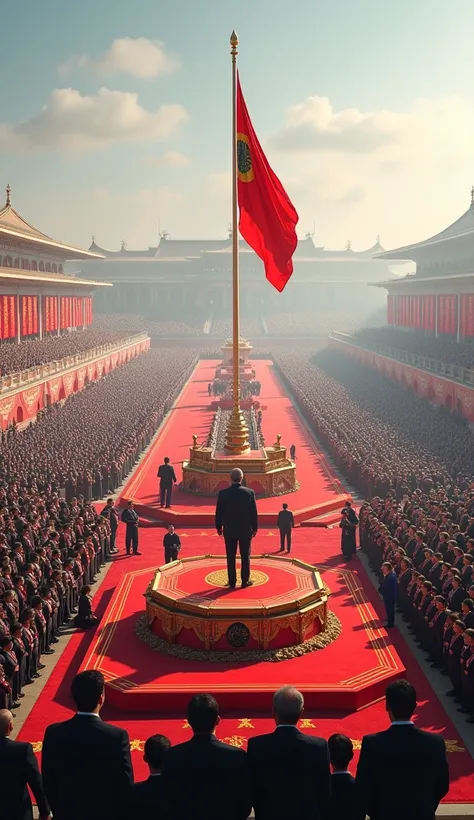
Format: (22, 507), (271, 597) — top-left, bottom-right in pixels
(327, 733), (355, 820)
(277, 503), (295, 553)
(0, 708), (50, 820)
(42, 670), (133, 820)
(157, 457), (177, 508)
(355, 679), (449, 820)
(215, 468), (258, 588)
(129, 733), (170, 815)
(120, 501), (141, 556)
(247, 685), (331, 820)
(161, 693), (251, 820)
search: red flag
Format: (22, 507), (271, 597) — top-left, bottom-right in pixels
(237, 73), (299, 292)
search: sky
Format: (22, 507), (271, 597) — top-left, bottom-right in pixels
(2, 0), (474, 252)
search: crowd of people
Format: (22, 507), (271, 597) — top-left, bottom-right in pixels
(0, 348), (196, 501)
(360, 496), (474, 722)
(275, 347), (474, 496)
(0, 314), (150, 378)
(0, 675), (450, 820)
(353, 326), (474, 370)
(0, 494), (116, 714)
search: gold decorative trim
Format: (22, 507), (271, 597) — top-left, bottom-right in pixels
(205, 569), (269, 588)
(135, 610), (342, 663)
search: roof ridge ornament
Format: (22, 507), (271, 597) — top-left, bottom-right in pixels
(5, 184), (11, 207)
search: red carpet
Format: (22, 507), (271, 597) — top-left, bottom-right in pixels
(120, 360), (350, 524)
(17, 528), (474, 802)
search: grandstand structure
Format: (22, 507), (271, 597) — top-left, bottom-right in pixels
(375, 187), (474, 339)
(74, 231), (398, 336)
(0, 186), (150, 427)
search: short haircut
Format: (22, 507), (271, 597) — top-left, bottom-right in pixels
(144, 734), (171, 769)
(230, 468), (243, 483)
(164, 457), (170, 464)
(283, 503), (288, 509)
(385, 679), (416, 721)
(273, 685), (304, 725)
(328, 733), (354, 769)
(71, 670), (105, 713)
(187, 694), (219, 733)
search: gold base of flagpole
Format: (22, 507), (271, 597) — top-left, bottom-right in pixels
(225, 404), (250, 454)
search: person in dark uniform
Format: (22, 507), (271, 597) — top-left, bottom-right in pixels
(277, 503), (295, 553)
(380, 561), (399, 628)
(157, 457), (177, 508)
(120, 501), (141, 556)
(339, 505), (358, 561)
(99, 499), (119, 554)
(215, 468), (258, 589)
(356, 680), (449, 820)
(289, 444), (296, 460)
(0, 708), (50, 820)
(163, 525), (181, 564)
(129, 733), (171, 815)
(327, 733), (355, 820)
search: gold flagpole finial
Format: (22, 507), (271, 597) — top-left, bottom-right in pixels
(230, 30), (239, 51)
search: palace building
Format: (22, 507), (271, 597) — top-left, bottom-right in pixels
(0, 185), (107, 342)
(376, 188), (474, 340)
(75, 231), (398, 323)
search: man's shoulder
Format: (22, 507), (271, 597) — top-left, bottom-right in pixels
(362, 725), (445, 750)
(249, 730), (326, 750)
(0, 737), (31, 758)
(45, 716), (127, 740)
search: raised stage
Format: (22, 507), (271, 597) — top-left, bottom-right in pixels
(120, 359), (351, 526)
(17, 530), (474, 803)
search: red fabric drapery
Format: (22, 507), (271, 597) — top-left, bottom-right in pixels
(438, 295), (456, 335)
(387, 295), (394, 325)
(422, 295), (435, 331)
(460, 294), (474, 337)
(83, 296), (93, 326)
(21, 296), (38, 337)
(0, 296), (16, 339)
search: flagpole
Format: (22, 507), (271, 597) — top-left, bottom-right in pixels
(225, 30), (249, 454)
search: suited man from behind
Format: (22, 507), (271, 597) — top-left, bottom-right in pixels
(277, 503), (295, 553)
(215, 468), (258, 588)
(247, 686), (331, 820)
(41, 670), (133, 820)
(129, 733), (170, 816)
(355, 679), (449, 820)
(161, 693), (252, 820)
(157, 456), (177, 508)
(0, 708), (50, 820)
(327, 733), (355, 820)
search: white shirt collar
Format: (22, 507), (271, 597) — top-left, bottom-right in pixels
(391, 721), (414, 726)
(76, 712), (100, 717)
(332, 771), (352, 775)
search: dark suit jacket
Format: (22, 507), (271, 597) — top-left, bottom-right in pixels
(355, 724), (449, 820)
(42, 714), (133, 820)
(129, 774), (164, 815)
(277, 509), (294, 531)
(381, 571), (398, 604)
(327, 772), (355, 820)
(157, 463), (177, 487)
(247, 726), (331, 820)
(0, 736), (49, 820)
(161, 734), (251, 820)
(215, 483), (258, 538)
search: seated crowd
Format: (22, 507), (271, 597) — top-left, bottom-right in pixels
(0, 314), (149, 378)
(0, 674), (450, 820)
(1, 348), (196, 501)
(353, 325), (474, 371)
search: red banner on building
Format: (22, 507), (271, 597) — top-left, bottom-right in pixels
(422, 295), (435, 331)
(0, 295), (16, 339)
(438, 295), (456, 335)
(461, 294), (474, 337)
(387, 295), (394, 325)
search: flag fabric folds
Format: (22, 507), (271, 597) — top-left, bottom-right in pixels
(236, 73), (299, 292)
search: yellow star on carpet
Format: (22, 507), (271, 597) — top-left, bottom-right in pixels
(200, 532), (208, 536)
(182, 719), (191, 729)
(130, 739), (144, 752)
(31, 741), (43, 753)
(299, 719), (315, 729)
(445, 740), (465, 753)
(238, 718), (254, 729)
(224, 735), (247, 748)
(266, 532), (275, 536)
(180, 533), (189, 538)
(350, 739), (362, 751)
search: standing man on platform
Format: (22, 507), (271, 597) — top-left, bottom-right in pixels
(277, 503), (294, 553)
(157, 457), (178, 509)
(121, 501), (141, 556)
(99, 498), (119, 555)
(163, 525), (181, 564)
(215, 468), (258, 589)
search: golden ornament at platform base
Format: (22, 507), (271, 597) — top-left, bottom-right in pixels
(224, 405), (250, 454)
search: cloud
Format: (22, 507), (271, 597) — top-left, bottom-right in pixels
(60, 37), (178, 79)
(0, 87), (189, 153)
(147, 150), (190, 168)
